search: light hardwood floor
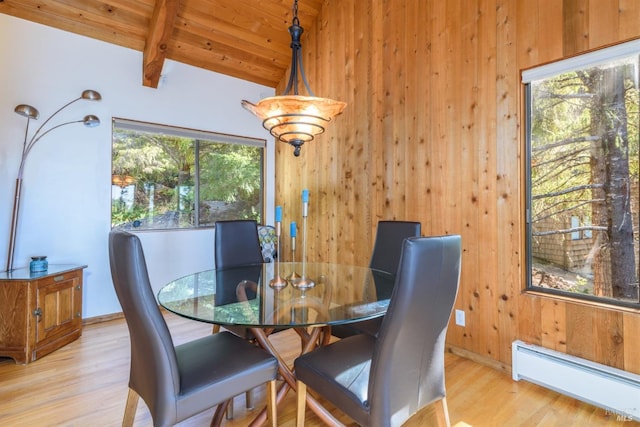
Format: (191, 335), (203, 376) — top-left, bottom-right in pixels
(0, 313), (636, 427)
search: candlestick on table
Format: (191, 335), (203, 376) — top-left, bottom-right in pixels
(269, 208), (287, 288)
(287, 221), (301, 283)
(295, 189), (315, 288)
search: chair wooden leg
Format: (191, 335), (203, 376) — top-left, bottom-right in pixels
(296, 380), (307, 427)
(122, 388), (139, 427)
(212, 324), (220, 334)
(433, 397), (451, 427)
(321, 325), (332, 346)
(210, 400), (230, 427)
(266, 379), (277, 427)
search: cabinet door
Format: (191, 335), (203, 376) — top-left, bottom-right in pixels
(35, 271), (82, 347)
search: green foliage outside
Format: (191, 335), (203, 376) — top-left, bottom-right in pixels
(111, 127), (263, 230)
(529, 55), (639, 302)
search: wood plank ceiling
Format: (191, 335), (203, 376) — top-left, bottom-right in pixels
(0, 0), (324, 88)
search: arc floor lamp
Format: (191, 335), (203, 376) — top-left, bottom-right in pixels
(5, 90), (101, 272)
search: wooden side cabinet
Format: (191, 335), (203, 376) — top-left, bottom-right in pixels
(0, 265), (86, 364)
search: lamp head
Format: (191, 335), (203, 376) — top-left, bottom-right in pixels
(14, 104), (40, 120)
(81, 90), (102, 101)
(82, 115), (101, 127)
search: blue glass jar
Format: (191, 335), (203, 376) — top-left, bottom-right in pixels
(30, 256), (48, 273)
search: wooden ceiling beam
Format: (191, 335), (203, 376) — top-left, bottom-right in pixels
(0, 0), (150, 51)
(1, 0), (323, 89)
(143, 0), (180, 88)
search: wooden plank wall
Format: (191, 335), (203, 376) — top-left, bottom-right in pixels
(274, 0), (640, 374)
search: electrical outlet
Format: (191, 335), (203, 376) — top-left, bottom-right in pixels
(455, 309), (465, 327)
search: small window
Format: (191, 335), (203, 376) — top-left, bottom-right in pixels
(111, 118), (265, 230)
(524, 39), (640, 306)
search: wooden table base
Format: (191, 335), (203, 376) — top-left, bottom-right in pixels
(211, 325), (343, 426)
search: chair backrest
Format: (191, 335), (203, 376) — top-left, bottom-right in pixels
(370, 235), (461, 426)
(369, 221), (421, 274)
(214, 220), (264, 268)
(108, 230), (180, 425)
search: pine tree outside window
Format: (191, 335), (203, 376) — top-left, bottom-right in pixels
(524, 39), (640, 306)
(111, 118), (265, 230)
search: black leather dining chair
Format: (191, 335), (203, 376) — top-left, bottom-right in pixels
(213, 219), (272, 416)
(331, 220), (421, 338)
(108, 230), (278, 427)
(295, 235), (461, 427)
(214, 219), (265, 269)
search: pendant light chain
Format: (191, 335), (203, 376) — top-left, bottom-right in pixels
(284, 0), (314, 97)
(292, 0), (299, 26)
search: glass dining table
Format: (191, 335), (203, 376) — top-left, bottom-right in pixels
(158, 261), (395, 426)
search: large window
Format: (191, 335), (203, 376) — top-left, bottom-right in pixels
(524, 39), (640, 306)
(111, 118), (265, 230)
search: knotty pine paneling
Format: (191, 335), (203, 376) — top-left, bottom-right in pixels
(620, 0), (640, 41)
(623, 312), (640, 374)
(563, 0), (590, 56)
(495, 0), (521, 365)
(594, 308), (624, 368)
(588, 0), (620, 46)
(274, 0), (640, 374)
(540, 298), (568, 353)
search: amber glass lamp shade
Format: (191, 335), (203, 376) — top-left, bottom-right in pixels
(242, 95), (346, 156)
(112, 175), (136, 188)
(241, 0), (346, 157)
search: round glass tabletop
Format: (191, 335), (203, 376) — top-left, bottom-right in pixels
(158, 262), (395, 328)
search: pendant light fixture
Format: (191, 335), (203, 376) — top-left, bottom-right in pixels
(241, 0), (346, 157)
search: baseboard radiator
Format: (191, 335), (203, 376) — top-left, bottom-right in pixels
(512, 340), (640, 421)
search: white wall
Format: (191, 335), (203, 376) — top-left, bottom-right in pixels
(0, 14), (276, 318)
